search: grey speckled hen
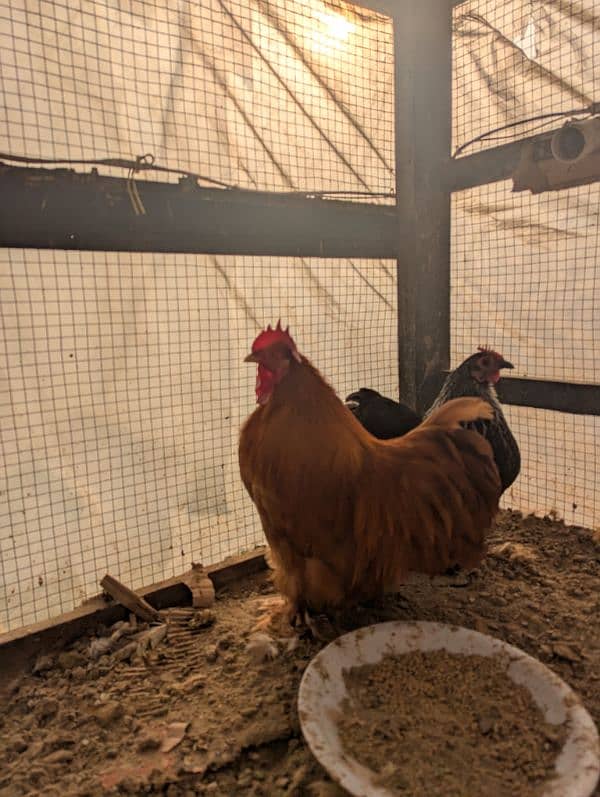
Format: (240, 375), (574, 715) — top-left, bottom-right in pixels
(425, 348), (520, 493)
(347, 347), (520, 494)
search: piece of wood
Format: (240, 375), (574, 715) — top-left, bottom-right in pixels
(100, 574), (161, 624)
(394, 0), (453, 413)
(181, 563), (216, 609)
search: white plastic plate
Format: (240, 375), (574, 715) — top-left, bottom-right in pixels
(298, 621), (600, 797)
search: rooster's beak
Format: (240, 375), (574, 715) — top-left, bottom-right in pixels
(499, 358), (514, 369)
(244, 352), (258, 363)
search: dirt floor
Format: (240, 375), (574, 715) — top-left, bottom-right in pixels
(1, 509), (599, 797)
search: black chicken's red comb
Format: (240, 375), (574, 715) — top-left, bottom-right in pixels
(252, 320), (298, 354)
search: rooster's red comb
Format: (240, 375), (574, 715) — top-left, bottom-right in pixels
(251, 320), (299, 355)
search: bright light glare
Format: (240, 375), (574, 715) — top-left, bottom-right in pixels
(316, 11), (354, 41)
(311, 10), (355, 55)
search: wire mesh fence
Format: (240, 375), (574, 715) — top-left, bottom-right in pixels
(0, 251), (397, 631)
(0, 0), (396, 631)
(451, 181), (600, 527)
(452, 0), (600, 528)
(0, 0), (394, 197)
(452, 0), (600, 157)
(1, 0), (599, 634)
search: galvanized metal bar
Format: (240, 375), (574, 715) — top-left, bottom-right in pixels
(497, 376), (600, 416)
(0, 165), (398, 259)
(394, 0), (454, 414)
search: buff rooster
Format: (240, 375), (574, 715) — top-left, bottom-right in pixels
(239, 323), (501, 639)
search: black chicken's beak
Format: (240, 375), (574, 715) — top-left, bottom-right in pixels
(344, 392), (360, 410)
(244, 352), (258, 363)
(499, 358), (514, 369)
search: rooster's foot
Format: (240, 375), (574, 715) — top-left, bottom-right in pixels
(250, 594), (290, 633)
(291, 609), (338, 642)
(248, 595), (303, 661)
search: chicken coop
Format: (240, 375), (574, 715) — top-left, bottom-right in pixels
(0, 0), (599, 795)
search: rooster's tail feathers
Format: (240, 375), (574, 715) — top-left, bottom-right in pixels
(421, 397), (493, 429)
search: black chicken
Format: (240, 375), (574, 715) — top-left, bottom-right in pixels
(346, 347), (520, 493)
(344, 388), (422, 439)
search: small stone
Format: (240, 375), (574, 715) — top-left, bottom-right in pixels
(543, 726), (562, 744)
(206, 645), (219, 663)
(181, 673), (205, 692)
(552, 642), (581, 663)
(37, 697), (59, 721)
(113, 641), (138, 663)
(237, 772), (252, 788)
(217, 634), (234, 650)
(137, 735), (161, 753)
(205, 783), (218, 793)
(44, 748), (74, 764)
(287, 737), (300, 753)
(33, 654), (55, 674)
(23, 740), (44, 760)
(478, 716), (493, 735)
(58, 650), (87, 670)
(71, 666), (87, 681)
(10, 735), (28, 753)
(473, 618), (487, 634)
(307, 781), (347, 797)
(161, 720), (189, 753)
(240, 705), (258, 718)
(188, 610), (216, 631)
(95, 700), (124, 727)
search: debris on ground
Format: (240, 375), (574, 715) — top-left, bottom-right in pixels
(1, 511), (599, 796)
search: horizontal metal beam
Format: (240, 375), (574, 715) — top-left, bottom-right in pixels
(0, 164), (398, 259)
(497, 376), (600, 416)
(431, 372), (600, 415)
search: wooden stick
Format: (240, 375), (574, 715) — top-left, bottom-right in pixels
(100, 574), (161, 624)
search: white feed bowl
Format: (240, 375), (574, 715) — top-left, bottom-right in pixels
(298, 621), (600, 797)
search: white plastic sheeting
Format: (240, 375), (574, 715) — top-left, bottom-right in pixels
(0, 0), (598, 631)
